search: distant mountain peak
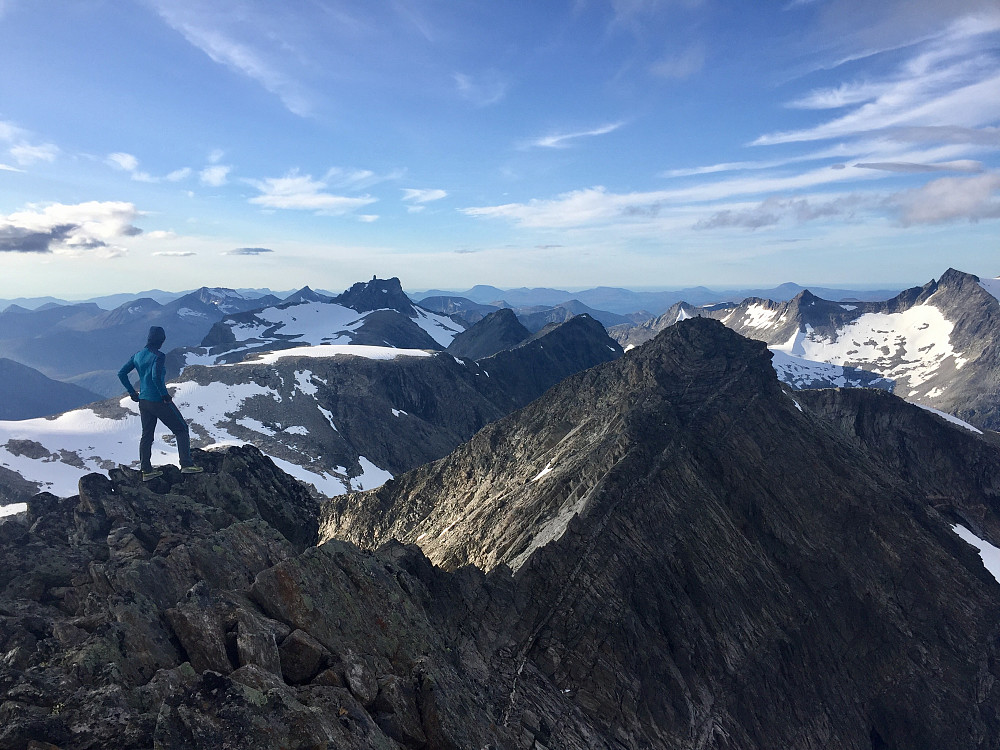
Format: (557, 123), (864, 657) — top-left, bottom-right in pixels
(334, 276), (415, 315)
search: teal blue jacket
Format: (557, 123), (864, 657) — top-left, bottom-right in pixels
(118, 347), (170, 401)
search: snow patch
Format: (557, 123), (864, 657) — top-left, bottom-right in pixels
(913, 403), (983, 434)
(741, 304), (780, 329)
(769, 349), (893, 391)
(0, 503), (27, 517)
(317, 405), (338, 432)
(294, 370), (319, 396)
(531, 462), (553, 482)
(953, 525), (1000, 584)
(412, 307), (464, 346)
(248, 345), (433, 365)
(350, 456), (393, 492)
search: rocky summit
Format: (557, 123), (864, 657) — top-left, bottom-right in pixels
(4, 318), (1000, 749)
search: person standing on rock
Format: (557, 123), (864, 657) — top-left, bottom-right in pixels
(118, 326), (203, 481)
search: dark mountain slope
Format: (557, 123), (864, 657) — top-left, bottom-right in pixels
(323, 317), (1000, 749)
(475, 314), (624, 408)
(0, 358), (101, 419)
(445, 307), (530, 360)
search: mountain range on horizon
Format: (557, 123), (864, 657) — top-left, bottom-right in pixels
(3, 268), (1000, 508)
(2, 278), (916, 316)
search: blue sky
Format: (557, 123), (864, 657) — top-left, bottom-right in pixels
(0, 0), (998, 298)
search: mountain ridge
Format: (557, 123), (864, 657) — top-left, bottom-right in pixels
(321, 316), (1000, 747)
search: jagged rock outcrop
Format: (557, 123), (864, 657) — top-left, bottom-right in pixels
(323, 317), (1000, 749)
(446, 308), (531, 360)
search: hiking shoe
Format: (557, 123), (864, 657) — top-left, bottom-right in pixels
(180, 465), (204, 474)
(142, 470), (163, 481)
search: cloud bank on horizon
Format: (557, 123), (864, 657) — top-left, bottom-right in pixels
(0, 0), (997, 295)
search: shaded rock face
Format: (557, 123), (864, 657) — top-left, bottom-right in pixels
(514, 299), (633, 333)
(446, 307), (530, 360)
(333, 277), (417, 315)
(476, 314), (625, 410)
(324, 317), (1000, 749)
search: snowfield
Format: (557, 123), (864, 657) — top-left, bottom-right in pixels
(770, 349), (894, 390)
(770, 301), (966, 396)
(246, 345), (433, 365)
(953, 525), (1000, 584)
(183, 302), (462, 367)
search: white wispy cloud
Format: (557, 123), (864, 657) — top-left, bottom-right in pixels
(248, 171), (377, 214)
(9, 142), (59, 166)
(649, 44), (705, 80)
(759, 15), (1000, 146)
(1, 119), (60, 167)
(107, 152), (139, 172)
(453, 72), (508, 107)
(0, 201), (142, 257)
(150, 2), (312, 117)
(166, 167), (192, 182)
(527, 122), (626, 149)
(107, 152), (195, 183)
(153, 251), (197, 257)
(200, 165), (231, 187)
(402, 188), (447, 203)
(324, 167), (405, 191)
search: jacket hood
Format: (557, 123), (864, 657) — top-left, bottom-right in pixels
(146, 326), (166, 349)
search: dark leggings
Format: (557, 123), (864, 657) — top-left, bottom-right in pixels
(139, 399), (192, 471)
